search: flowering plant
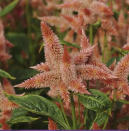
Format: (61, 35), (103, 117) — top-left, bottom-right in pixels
(0, 0), (129, 130)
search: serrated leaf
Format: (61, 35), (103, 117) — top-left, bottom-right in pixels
(6, 94), (68, 129)
(79, 89), (112, 112)
(0, 0), (19, 17)
(0, 69), (15, 79)
(8, 116), (38, 124)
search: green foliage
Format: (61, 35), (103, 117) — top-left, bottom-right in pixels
(8, 108), (38, 125)
(10, 68), (38, 84)
(106, 57), (116, 67)
(85, 110), (96, 129)
(6, 94), (68, 129)
(60, 39), (80, 49)
(78, 89), (112, 129)
(78, 89), (112, 112)
(118, 99), (129, 104)
(9, 116), (38, 124)
(0, 69), (15, 79)
(117, 116), (129, 122)
(11, 108), (28, 117)
(6, 33), (29, 51)
(113, 10), (120, 20)
(95, 111), (109, 126)
(0, 0), (129, 130)
(84, 108), (109, 129)
(0, 0), (19, 17)
(8, 108), (48, 129)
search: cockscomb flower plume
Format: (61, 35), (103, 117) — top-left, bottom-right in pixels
(0, 20), (13, 64)
(112, 53), (129, 96)
(114, 53), (129, 82)
(102, 53), (129, 99)
(0, 79), (18, 130)
(14, 21), (117, 108)
(48, 118), (57, 130)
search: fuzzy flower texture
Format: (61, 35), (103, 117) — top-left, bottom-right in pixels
(0, 79), (18, 129)
(15, 21), (129, 108)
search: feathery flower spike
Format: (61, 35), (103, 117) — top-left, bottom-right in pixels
(114, 53), (129, 82)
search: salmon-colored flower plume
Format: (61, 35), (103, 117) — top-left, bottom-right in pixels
(0, 79), (18, 130)
(15, 21), (117, 108)
(0, 20), (13, 63)
(48, 118), (57, 130)
(114, 53), (129, 82)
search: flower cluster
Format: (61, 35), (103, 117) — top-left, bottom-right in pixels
(0, 20), (13, 65)
(0, 0), (129, 130)
(0, 79), (17, 130)
(15, 21), (118, 107)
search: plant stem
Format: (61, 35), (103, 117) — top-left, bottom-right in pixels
(89, 24), (93, 45)
(103, 116), (109, 129)
(79, 108), (88, 129)
(58, 97), (71, 129)
(102, 32), (108, 63)
(83, 108), (88, 128)
(78, 99), (81, 125)
(25, 0), (35, 65)
(70, 93), (77, 129)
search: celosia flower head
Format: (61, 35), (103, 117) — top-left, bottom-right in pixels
(15, 21), (117, 108)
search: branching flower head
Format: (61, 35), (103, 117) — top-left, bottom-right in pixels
(15, 21), (117, 108)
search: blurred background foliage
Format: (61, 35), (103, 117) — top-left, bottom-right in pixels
(0, 0), (48, 129)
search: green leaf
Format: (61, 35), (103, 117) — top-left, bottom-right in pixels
(106, 57), (116, 67)
(60, 39), (80, 49)
(6, 94), (68, 129)
(0, 69), (15, 79)
(95, 112), (109, 126)
(85, 109), (109, 129)
(113, 10), (120, 20)
(0, 0), (19, 17)
(117, 115), (129, 122)
(93, 20), (101, 28)
(6, 33), (29, 65)
(26, 89), (46, 95)
(8, 116), (38, 124)
(39, 42), (44, 53)
(118, 99), (129, 104)
(85, 110), (96, 129)
(8, 107), (29, 124)
(78, 89), (112, 112)
(6, 33), (29, 51)
(10, 68), (38, 82)
(10, 107), (28, 118)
